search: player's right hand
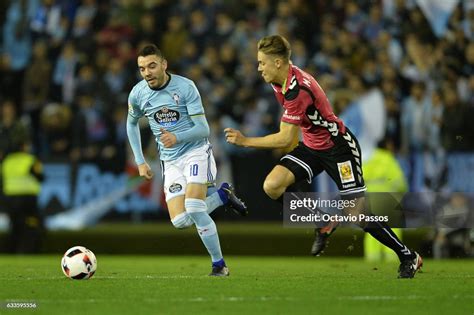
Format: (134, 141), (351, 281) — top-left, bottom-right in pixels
(224, 128), (245, 146)
(138, 163), (154, 180)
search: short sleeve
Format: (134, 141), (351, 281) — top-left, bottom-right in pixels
(128, 88), (144, 118)
(185, 81), (205, 116)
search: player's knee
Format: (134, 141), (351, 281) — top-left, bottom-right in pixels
(171, 212), (194, 229)
(263, 179), (284, 200)
(185, 198), (213, 227)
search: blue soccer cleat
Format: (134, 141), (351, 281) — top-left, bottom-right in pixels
(209, 259), (230, 276)
(220, 183), (248, 216)
(209, 265), (230, 276)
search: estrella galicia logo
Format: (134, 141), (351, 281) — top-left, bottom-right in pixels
(169, 183), (182, 193)
(154, 106), (180, 127)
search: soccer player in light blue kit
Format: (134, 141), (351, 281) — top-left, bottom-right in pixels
(127, 44), (247, 276)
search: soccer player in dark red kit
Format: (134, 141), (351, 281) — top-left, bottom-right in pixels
(225, 35), (423, 278)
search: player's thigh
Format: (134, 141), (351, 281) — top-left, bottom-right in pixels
(185, 183), (207, 200)
(278, 144), (323, 185)
(265, 165), (296, 190)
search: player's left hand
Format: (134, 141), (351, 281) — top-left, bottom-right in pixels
(224, 128), (246, 146)
(160, 128), (177, 148)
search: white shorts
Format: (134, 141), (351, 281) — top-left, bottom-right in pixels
(162, 144), (217, 202)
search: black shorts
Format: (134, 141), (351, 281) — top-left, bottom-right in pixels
(279, 129), (366, 197)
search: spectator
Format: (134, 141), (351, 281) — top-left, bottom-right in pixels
(441, 86), (473, 152)
(39, 102), (73, 160)
(1, 0), (36, 110)
(23, 40), (51, 113)
(71, 93), (113, 164)
(161, 15), (188, 67)
(133, 12), (160, 46)
(0, 99), (30, 160)
(71, 0), (98, 56)
(1, 137), (44, 253)
(52, 41), (79, 104)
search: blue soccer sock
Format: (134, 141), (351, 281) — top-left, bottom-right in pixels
(205, 191), (225, 214)
(171, 212), (194, 229)
(217, 183), (230, 204)
(170, 192), (226, 229)
(212, 258), (226, 268)
(185, 198), (223, 263)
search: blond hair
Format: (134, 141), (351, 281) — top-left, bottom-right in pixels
(257, 35), (291, 61)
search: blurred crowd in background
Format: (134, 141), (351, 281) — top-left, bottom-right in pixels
(0, 0), (473, 257)
(0, 0), (473, 191)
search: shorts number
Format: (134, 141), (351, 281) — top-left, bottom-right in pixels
(190, 164), (199, 176)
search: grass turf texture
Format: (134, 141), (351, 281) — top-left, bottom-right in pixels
(0, 256), (472, 315)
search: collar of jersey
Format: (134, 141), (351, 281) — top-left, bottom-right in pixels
(281, 65), (294, 95)
(149, 72), (171, 91)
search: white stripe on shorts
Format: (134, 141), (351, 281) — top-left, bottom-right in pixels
(340, 185), (367, 195)
(281, 155), (314, 183)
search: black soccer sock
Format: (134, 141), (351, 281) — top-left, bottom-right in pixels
(363, 220), (415, 262)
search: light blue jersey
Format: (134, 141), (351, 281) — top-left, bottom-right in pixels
(128, 73), (209, 161)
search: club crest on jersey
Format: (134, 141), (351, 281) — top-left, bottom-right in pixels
(154, 106), (180, 127)
(337, 161), (355, 184)
(173, 93), (180, 105)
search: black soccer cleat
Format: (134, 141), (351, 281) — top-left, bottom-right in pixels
(398, 252), (423, 279)
(311, 223), (338, 256)
(209, 265), (230, 277)
(220, 183), (248, 216)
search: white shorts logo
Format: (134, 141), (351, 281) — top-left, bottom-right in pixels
(169, 183), (182, 193)
(337, 161), (355, 184)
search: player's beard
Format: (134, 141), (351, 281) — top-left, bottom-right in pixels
(146, 78), (158, 88)
(147, 73), (166, 89)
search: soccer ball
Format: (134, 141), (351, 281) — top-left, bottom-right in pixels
(61, 246), (97, 280)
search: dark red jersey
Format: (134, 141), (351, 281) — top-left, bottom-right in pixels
(272, 65), (346, 150)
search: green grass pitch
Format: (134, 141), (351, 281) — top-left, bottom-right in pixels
(0, 255), (473, 315)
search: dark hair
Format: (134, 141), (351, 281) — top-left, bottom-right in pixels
(257, 35), (291, 61)
(137, 44), (165, 59)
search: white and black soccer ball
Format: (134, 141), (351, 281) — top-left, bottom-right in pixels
(61, 246), (97, 280)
